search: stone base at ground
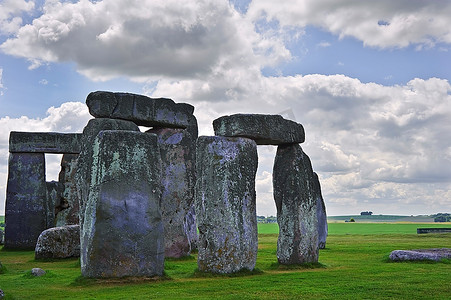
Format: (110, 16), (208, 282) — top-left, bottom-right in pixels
(389, 248), (451, 261)
(35, 225), (80, 259)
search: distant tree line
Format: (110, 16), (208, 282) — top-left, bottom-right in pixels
(431, 213), (450, 222)
(360, 211), (373, 216)
(257, 216), (277, 223)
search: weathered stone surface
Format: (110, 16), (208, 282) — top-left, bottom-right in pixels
(314, 173), (328, 249)
(31, 268), (46, 277)
(5, 153), (47, 249)
(389, 248), (451, 261)
(0, 229), (4, 245)
(46, 181), (58, 228)
(86, 91), (195, 129)
(81, 130), (164, 278)
(146, 128), (195, 258)
(76, 118), (139, 232)
(35, 225), (80, 259)
(273, 144), (319, 264)
(9, 132), (82, 154)
(184, 202), (198, 251)
(196, 136), (258, 273)
(55, 154), (79, 226)
(213, 114), (305, 145)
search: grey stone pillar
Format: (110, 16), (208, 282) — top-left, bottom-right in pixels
(146, 127), (196, 258)
(55, 154), (80, 226)
(195, 136), (258, 273)
(314, 172), (328, 249)
(273, 144), (319, 264)
(80, 130), (164, 278)
(5, 153), (47, 249)
(46, 181), (59, 228)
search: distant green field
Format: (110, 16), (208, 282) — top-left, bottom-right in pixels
(328, 215), (435, 222)
(258, 222), (451, 235)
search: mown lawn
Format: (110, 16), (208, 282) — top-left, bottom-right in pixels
(0, 223), (450, 299)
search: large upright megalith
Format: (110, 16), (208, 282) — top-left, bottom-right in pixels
(273, 144), (319, 264)
(80, 130), (164, 278)
(5, 153), (47, 249)
(146, 128), (196, 258)
(195, 136), (258, 273)
(55, 154), (80, 226)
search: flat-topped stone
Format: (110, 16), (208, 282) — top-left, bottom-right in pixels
(213, 114), (305, 145)
(9, 132), (82, 154)
(86, 91), (195, 128)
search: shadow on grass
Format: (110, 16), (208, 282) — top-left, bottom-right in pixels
(70, 273), (172, 287)
(192, 268), (264, 278)
(268, 261), (327, 270)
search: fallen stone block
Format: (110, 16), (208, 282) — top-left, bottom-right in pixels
(9, 132), (82, 154)
(273, 144), (319, 264)
(86, 91), (195, 129)
(80, 130), (164, 278)
(389, 248), (451, 261)
(196, 136), (258, 273)
(5, 153), (47, 249)
(35, 225), (80, 259)
(213, 114), (305, 145)
(31, 268), (46, 277)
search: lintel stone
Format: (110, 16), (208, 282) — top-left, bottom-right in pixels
(9, 132), (82, 154)
(86, 91), (195, 128)
(213, 114), (305, 145)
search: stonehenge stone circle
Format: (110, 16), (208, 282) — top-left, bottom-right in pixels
(273, 143), (319, 264)
(80, 130), (164, 278)
(195, 136), (258, 273)
(35, 225), (80, 259)
(4, 90), (327, 276)
(5, 153), (47, 249)
(213, 114), (305, 145)
(146, 128), (196, 258)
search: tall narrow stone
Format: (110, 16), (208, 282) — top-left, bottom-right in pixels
(273, 144), (319, 264)
(55, 154), (80, 226)
(46, 181), (58, 228)
(196, 136), (258, 273)
(146, 128), (195, 258)
(5, 153), (47, 249)
(81, 130), (163, 278)
(314, 173), (328, 249)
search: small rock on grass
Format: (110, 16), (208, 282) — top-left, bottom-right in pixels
(31, 268), (46, 277)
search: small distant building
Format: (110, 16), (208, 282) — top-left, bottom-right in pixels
(360, 211), (373, 216)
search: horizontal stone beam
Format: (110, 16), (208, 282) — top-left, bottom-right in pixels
(213, 114), (305, 145)
(9, 132), (82, 154)
(417, 228), (451, 234)
(86, 91), (195, 128)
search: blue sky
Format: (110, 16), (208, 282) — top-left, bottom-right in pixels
(1, 0), (450, 216)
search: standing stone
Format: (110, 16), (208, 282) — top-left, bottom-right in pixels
(273, 144), (319, 264)
(196, 136), (258, 273)
(5, 153), (47, 249)
(76, 118), (139, 233)
(146, 128), (195, 258)
(55, 154), (80, 226)
(46, 181), (58, 228)
(35, 225), (80, 259)
(184, 203), (198, 251)
(314, 173), (328, 249)
(81, 130), (164, 278)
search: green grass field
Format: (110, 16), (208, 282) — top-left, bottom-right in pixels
(1, 223), (450, 299)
